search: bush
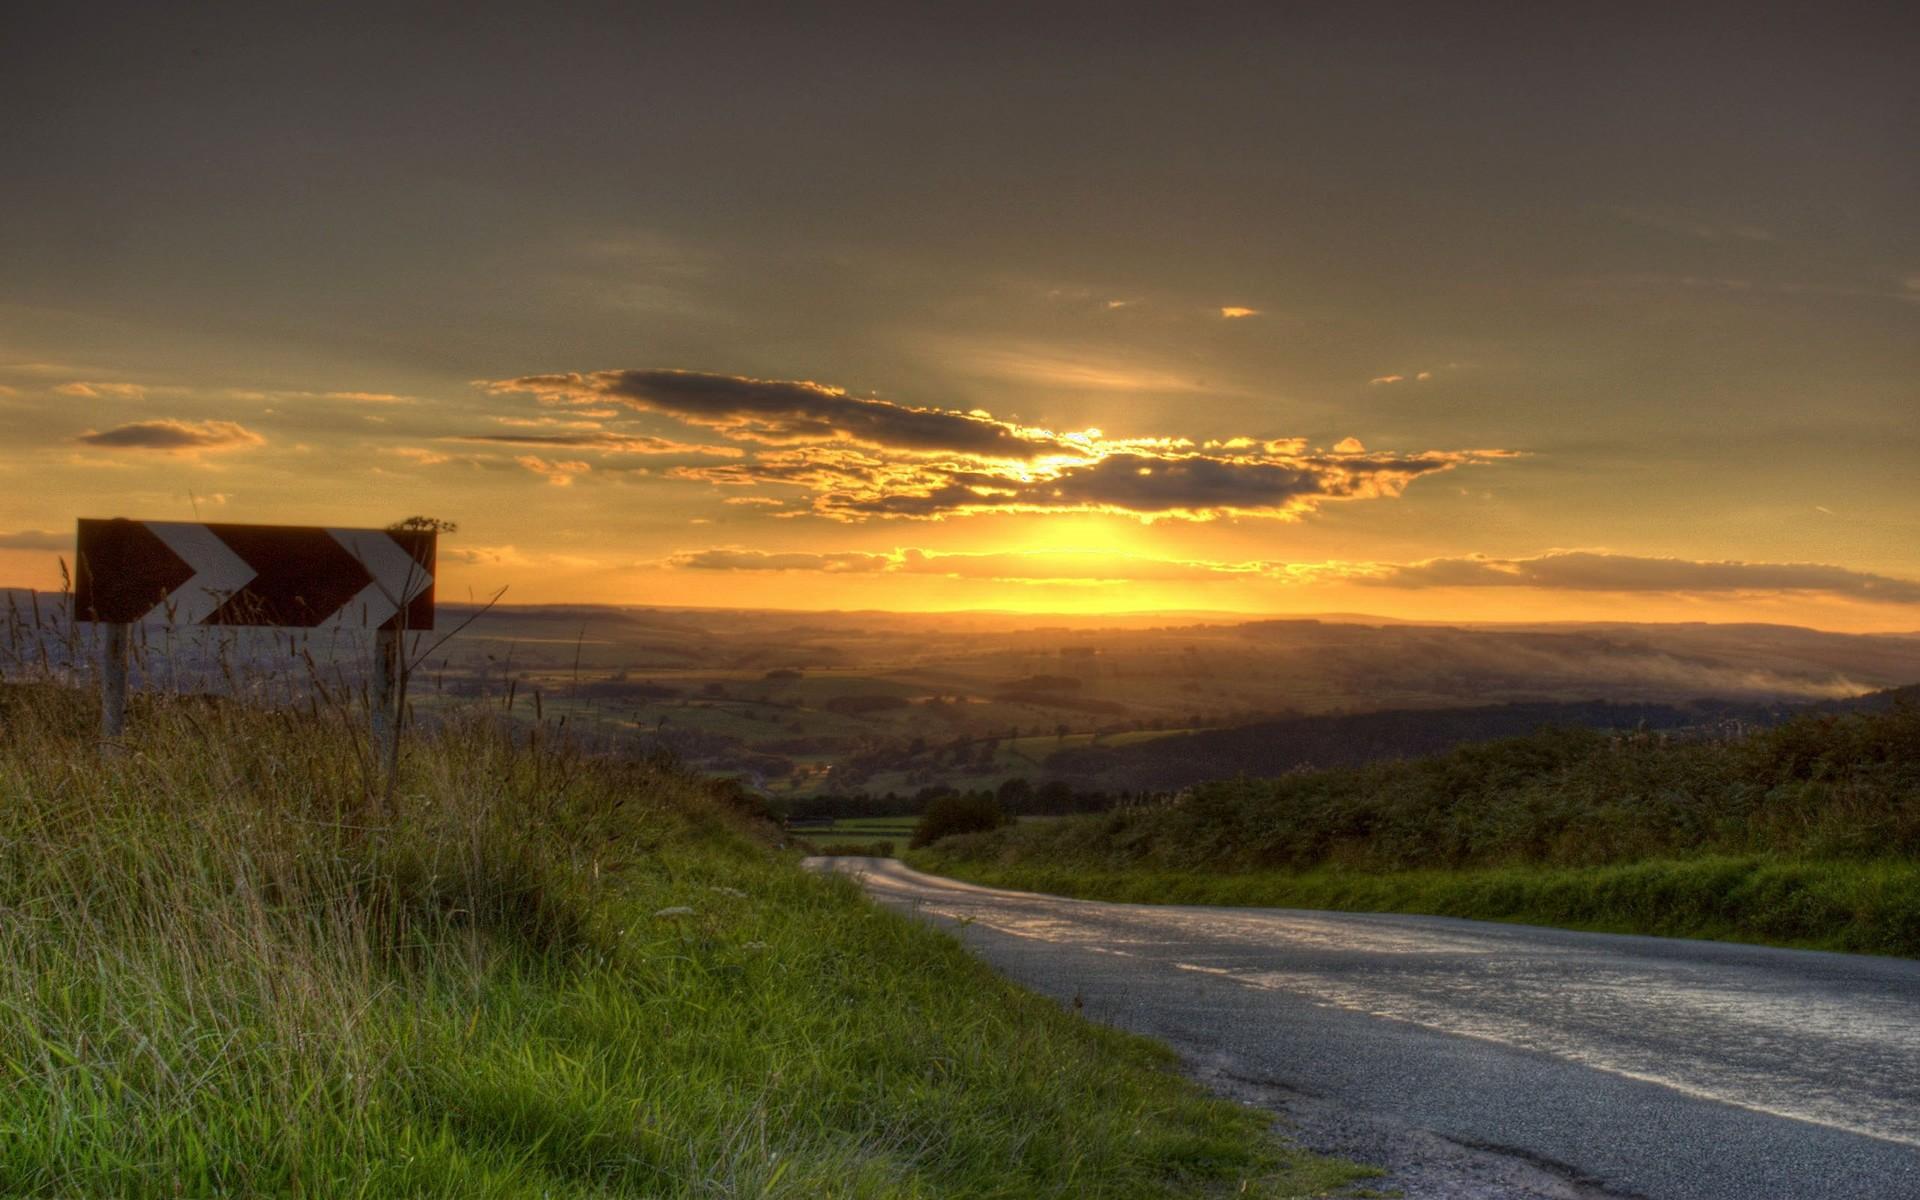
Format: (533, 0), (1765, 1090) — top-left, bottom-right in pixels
(923, 702), (1920, 873)
(911, 793), (1011, 848)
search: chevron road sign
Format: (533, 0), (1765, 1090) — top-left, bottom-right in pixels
(75, 518), (436, 631)
(75, 517), (438, 751)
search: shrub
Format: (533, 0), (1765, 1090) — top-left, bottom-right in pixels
(924, 702), (1920, 873)
(910, 793), (1011, 848)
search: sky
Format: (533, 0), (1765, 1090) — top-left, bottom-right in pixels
(3, 4), (1916, 629)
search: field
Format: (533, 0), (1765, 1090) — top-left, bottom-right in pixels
(811, 815), (922, 838)
(13, 594), (1920, 802)
(0, 681), (1371, 1197)
(403, 605), (1920, 798)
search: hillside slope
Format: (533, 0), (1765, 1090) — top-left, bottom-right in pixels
(1042, 686), (1920, 793)
(1042, 698), (1716, 790)
(0, 684), (1362, 1198)
(922, 701), (1920, 955)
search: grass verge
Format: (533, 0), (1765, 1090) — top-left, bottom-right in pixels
(906, 852), (1920, 957)
(911, 707), (1920, 956)
(0, 682), (1369, 1198)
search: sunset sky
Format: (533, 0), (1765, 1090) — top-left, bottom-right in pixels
(3, 6), (1915, 628)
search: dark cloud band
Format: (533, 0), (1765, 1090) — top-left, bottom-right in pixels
(484, 369), (1063, 458)
(77, 419), (264, 452)
(1360, 552), (1920, 602)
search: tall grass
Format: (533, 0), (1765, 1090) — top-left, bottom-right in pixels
(0, 683), (1365, 1198)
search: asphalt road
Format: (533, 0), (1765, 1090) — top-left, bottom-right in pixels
(813, 858), (1920, 1200)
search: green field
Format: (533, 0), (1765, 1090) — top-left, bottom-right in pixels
(815, 816), (921, 837)
(0, 682), (1369, 1197)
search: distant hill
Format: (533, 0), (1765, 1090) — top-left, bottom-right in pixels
(1039, 694), (1851, 793)
(1816, 682), (1920, 714)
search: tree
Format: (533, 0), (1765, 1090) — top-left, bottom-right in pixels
(387, 515), (458, 534)
(1036, 779), (1075, 812)
(909, 793), (1010, 848)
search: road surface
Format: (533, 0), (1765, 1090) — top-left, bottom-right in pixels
(813, 857), (1920, 1200)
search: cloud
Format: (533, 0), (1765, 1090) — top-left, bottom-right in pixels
(892, 549), (1265, 583)
(1219, 306), (1259, 319)
(76, 419), (264, 453)
(0, 529), (69, 550)
(1354, 552), (1920, 602)
(674, 444), (1502, 523)
(450, 431), (742, 456)
(514, 456), (591, 486)
(445, 544), (533, 567)
(322, 391), (413, 404)
(482, 367), (1511, 522)
(669, 545), (1920, 601)
(1368, 375), (1405, 385)
(221, 388), (418, 406)
(668, 548), (894, 573)
(483, 369), (1067, 458)
(665, 546), (1270, 583)
(56, 381), (149, 400)
(931, 342), (1214, 394)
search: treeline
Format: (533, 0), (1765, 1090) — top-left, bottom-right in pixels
(932, 701), (1920, 872)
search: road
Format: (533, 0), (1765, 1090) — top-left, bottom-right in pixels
(813, 857), (1920, 1200)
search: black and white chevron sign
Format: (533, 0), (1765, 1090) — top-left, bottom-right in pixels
(75, 518), (436, 630)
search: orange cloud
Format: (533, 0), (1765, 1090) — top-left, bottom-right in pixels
(57, 381), (149, 400)
(670, 444), (1504, 523)
(452, 431), (742, 456)
(483, 369), (1066, 458)
(76, 419), (264, 453)
(0, 529), (69, 550)
(514, 456), (591, 485)
(1351, 552), (1920, 602)
(483, 367), (1513, 521)
(666, 546), (1271, 583)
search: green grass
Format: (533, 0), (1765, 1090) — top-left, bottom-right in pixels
(819, 816), (922, 837)
(911, 708), (1920, 957)
(906, 853), (1920, 957)
(0, 682), (1370, 1198)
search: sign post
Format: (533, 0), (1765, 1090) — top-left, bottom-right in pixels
(74, 518), (436, 758)
(101, 620), (130, 742)
(373, 625), (402, 776)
